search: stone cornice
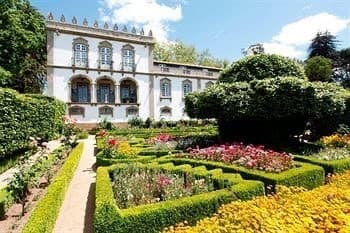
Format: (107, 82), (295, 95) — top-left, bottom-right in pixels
(47, 21), (156, 46)
(47, 64), (218, 80)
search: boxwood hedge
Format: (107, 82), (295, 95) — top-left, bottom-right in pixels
(94, 163), (264, 233)
(294, 155), (350, 175)
(157, 157), (325, 191)
(22, 143), (84, 233)
(0, 88), (65, 159)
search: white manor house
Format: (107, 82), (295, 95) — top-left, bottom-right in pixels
(45, 14), (221, 126)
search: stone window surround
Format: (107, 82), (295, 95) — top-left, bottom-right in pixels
(182, 79), (192, 97)
(98, 106), (113, 117)
(121, 44), (136, 71)
(160, 78), (171, 99)
(68, 106), (85, 117)
(160, 106), (172, 117)
(72, 37), (89, 68)
(98, 41), (113, 69)
(126, 106), (139, 117)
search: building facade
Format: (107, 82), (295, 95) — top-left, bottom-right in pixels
(45, 14), (221, 126)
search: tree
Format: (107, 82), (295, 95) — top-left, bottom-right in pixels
(153, 40), (228, 68)
(219, 54), (305, 83)
(334, 48), (350, 88)
(0, 0), (47, 93)
(308, 31), (338, 60)
(305, 56), (332, 82)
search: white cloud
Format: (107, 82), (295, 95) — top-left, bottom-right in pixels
(273, 12), (350, 46)
(99, 0), (183, 41)
(263, 13), (350, 58)
(263, 42), (304, 58)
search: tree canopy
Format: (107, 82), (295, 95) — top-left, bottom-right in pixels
(0, 0), (47, 93)
(308, 31), (338, 60)
(305, 56), (332, 82)
(153, 41), (229, 68)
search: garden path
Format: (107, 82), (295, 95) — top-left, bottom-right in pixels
(0, 139), (62, 189)
(53, 135), (96, 233)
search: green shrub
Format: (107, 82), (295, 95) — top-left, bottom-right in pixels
(158, 157), (325, 191)
(219, 54), (305, 83)
(22, 143), (84, 233)
(305, 56), (332, 82)
(77, 131), (89, 139)
(294, 155), (350, 174)
(96, 151), (155, 166)
(185, 77), (349, 141)
(0, 88), (65, 159)
(94, 163), (264, 233)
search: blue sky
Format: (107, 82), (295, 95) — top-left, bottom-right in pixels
(31, 0), (350, 62)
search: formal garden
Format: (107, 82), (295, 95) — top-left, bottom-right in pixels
(0, 1), (350, 231)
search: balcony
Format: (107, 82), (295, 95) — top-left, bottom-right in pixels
(120, 62), (137, 72)
(97, 60), (113, 70)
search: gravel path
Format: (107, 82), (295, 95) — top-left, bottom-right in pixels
(53, 136), (96, 233)
(0, 139), (62, 189)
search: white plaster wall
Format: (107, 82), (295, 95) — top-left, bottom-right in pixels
(53, 33), (150, 72)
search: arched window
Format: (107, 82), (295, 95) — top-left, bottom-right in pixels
(98, 41), (112, 69)
(160, 78), (171, 98)
(69, 106), (85, 117)
(160, 107), (172, 117)
(71, 76), (91, 103)
(97, 77), (114, 104)
(121, 44), (135, 71)
(126, 106), (139, 117)
(73, 38), (88, 67)
(120, 79), (137, 104)
(182, 79), (192, 96)
(205, 81), (214, 88)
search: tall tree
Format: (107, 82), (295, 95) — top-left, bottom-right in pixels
(153, 40), (228, 68)
(308, 31), (338, 60)
(0, 0), (46, 93)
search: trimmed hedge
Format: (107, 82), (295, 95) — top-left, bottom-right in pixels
(22, 143), (84, 233)
(294, 155), (350, 174)
(96, 151), (155, 166)
(94, 163), (264, 233)
(0, 88), (65, 159)
(157, 157), (325, 190)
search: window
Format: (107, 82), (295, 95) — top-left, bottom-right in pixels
(122, 45), (135, 71)
(205, 81), (214, 88)
(126, 106), (139, 117)
(159, 64), (169, 72)
(71, 77), (91, 103)
(69, 106), (84, 117)
(99, 106), (113, 117)
(98, 41), (113, 69)
(74, 44), (88, 67)
(120, 79), (137, 104)
(97, 79), (114, 104)
(160, 107), (172, 117)
(182, 80), (192, 96)
(99, 47), (112, 66)
(160, 78), (171, 98)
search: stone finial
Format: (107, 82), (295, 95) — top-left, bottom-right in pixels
(140, 28), (144, 35)
(148, 30), (153, 37)
(83, 18), (88, 26)
(113, 24), (118, 31)
(93, 20), (99, 28)
(72, 16), (77, 24)
(60, 14), (66, 22)
(104, 22), (109, 29)
(47, 12), (54, 20)
(131, 26), (136, 34)
(122, 25), (127, 32)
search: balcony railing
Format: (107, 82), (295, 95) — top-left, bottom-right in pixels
(120, 62), (137, 72)
(71, 57), (89, 68)
(97, 60), (113, 70)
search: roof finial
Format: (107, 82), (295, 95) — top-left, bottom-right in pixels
(60, 14), (66, 22)
(104, 22), (109, 29)
(140, 28), (144, 35)
(93, 20), (99, 28)
(131, 26), (136, 34)
(148, 29), (153, 37)
(122, 25), (127, 32)
(72, 16), (77, 24)
(113, 24), (118, 31)
(83, 18), (88, 26)
(47, 12), (54, 20)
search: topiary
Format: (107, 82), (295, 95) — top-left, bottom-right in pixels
(305, 56), (332, 82)
(219, 54), (305, 83)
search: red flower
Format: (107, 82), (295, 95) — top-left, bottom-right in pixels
(108, 138), (117, 146)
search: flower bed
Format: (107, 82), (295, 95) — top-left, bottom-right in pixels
(111, 164), (213, 209)
(164, 171), (350, 233)
(183, 143), (293, 173)
(157, 156), (324, 190)
(94, 163), (264, 233)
